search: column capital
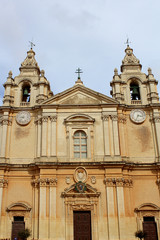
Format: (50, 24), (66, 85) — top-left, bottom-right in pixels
(104, 177), (133, 187)
(0, 179), (8, 188)
(101, 114), (110, 121)
(42, 116), (48, 122)
(1, 117), (12, 126)
(118, 115), (127, 124)
(32, 178), (57, 187)
(110, 115), (118, 121)
(50, 115), (57, 122)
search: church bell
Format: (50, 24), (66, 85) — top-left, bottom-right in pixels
(23, 88), (29, 96)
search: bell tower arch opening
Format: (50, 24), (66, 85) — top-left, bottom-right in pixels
(22, 83), (31, 102)
(130, 80), (141, 101)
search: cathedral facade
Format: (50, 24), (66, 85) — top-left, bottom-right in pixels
(0, 45), (160, 240)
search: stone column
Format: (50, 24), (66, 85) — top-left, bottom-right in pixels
(111, 115), (120, 156)
(102, 114), (110, 157)
(104, 178), (119, 240)
(41, 117), (48, 157)
(49, 178), (57, 239)
(50, 116), (57, 157)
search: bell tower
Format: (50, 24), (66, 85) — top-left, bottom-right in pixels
(110, 45), (159, 105)
(3, 48), (53, 107)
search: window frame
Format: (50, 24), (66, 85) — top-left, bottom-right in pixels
(73, 130), (87, 159)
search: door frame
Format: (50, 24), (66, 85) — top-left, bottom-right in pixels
(64, 197), (99, 240)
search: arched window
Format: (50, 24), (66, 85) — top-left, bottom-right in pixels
(130, 81), (140, 100)
(74, 130), (87, 158)
(22, 83), (31, 102)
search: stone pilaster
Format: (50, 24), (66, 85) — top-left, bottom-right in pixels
(0, 179), (8, 239)
(50, 116), (57, 157)
(150, 115), (160, 159)
(32, 178), (57, 240)
(49, 178), (57, 239)
(111, 115), (120, 156)
(102, 114), (110, 157)
(104, 177), (132, 240)
(41, 116), (48, 157)
(118, 115), (127, 157)
(0, 117), (12, 158)
(36, 118), (42, 158)
(104, 178), (119, 240)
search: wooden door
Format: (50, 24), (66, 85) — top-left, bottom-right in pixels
(12, 221), (25, 240)
(143, 217), (158, 240)
(74, 211), (92, 240)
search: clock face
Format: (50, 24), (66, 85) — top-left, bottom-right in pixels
(130, 109), (146, 123)
(16, 111), (31, 125)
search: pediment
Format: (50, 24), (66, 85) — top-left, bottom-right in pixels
(41, 84), (119, 105)
(65, 114), (95, 123)
(135, 203), (160, 212)
(61, 183), (100, 198)
(6, 202), (32, 212)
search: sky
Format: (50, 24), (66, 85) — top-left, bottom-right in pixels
(1, 0), (160, 105)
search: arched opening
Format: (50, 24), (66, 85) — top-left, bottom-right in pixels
(74, 130), (87, 158)
(130, 81), (140, 100)
(22, 83), (31, 102)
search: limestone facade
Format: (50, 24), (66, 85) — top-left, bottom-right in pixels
(0, 45), (160, 240)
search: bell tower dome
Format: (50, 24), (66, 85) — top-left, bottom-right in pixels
(110, 45), (159, 105)
(3, 48), (53, 107)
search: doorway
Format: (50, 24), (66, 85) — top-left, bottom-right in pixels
(143, 217), (158, 240)
(73, 211), (92, 240)
(11, 216), (25, 240)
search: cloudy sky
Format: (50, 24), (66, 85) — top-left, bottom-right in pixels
(0, 0), (160, 104)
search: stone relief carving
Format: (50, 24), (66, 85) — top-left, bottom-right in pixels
(66, 176), (71, 184)
(21, 49), (39, 68)
(122, 46), (140, 65)
(74, 167), (88, 183)
(91, 176), (96, 184)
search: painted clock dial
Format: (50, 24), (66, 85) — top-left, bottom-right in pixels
(16, 111), (31, 125)
(130, 109), (146, 123)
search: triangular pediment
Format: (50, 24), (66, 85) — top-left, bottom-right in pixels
(61, 183), (100, 198)
(41, 84), (119, 105)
